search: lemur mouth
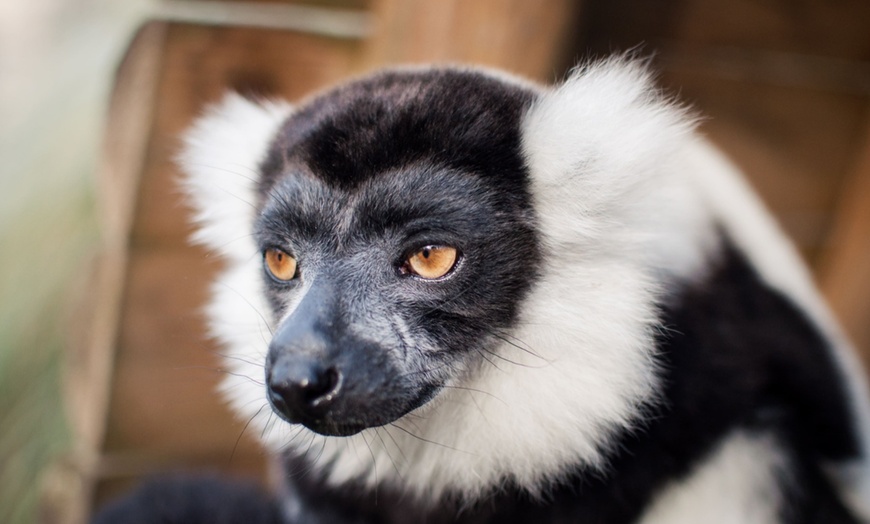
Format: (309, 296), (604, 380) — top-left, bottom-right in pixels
(265, 398), (366, 436)
(272, 383), (444, 438)
(304, 420), (368, 437)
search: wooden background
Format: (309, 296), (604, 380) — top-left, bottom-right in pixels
(45, 0), (870, 522)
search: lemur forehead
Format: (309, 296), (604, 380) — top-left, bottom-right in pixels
(257, 67), (540, 197)
(256, 163), (500, 245)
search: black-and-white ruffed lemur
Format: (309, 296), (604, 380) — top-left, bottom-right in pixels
(94, 57), (870, 524)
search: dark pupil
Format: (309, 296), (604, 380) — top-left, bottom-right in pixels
(422, 248), (431, 259)
(276, 252), (283, 262)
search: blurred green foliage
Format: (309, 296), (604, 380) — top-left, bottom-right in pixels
(0, 2), (151, 521)
(0, 167), (98, 523)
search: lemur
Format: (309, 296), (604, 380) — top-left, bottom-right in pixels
(95, 57), (870, 524)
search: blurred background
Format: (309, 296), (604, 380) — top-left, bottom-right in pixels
(0, 1), (148, 522)
(0, 1), (868, 523)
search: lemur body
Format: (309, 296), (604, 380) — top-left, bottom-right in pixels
(99, 59), (870, 523)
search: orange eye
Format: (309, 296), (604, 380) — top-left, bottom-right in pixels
(404, 246), (458, 279)
(264, 248), (297, 281)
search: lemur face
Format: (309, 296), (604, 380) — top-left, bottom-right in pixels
(253, 70), (540, 436)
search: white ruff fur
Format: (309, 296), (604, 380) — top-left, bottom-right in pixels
(180, 93), (292, 262)
(180, 60), (870, 517)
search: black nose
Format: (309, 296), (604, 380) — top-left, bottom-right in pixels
(267, 361), (342, 423)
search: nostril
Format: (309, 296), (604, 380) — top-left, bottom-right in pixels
(267, 364), (342, 422)
(302, 366), (341, 406)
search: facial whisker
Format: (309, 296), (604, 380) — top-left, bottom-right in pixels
(229, 403), (269, 467)
(374, 427), (405, 479)
(388, 423), (474, 456)
(488, 329), (550, 364)
(441, 384), (506, 407)
(360, 431), (379, 503)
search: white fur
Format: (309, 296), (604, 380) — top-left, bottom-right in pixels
(521, 57), (719, 288)
(637, 431), (786, 524)
(181, 60), (870, 518)
(180, 93), (292, 262)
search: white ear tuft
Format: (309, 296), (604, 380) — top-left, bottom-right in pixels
(522, 57), (696, 247)
(179, 93), (292, 261)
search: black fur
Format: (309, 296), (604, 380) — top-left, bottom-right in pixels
(259, 69), (536, 196)
(91, 475), (283, 524)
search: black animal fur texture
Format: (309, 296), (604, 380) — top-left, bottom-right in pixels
(93, 59), (870, 523)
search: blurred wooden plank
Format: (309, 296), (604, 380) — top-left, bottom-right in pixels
(360, 0), (582, 82)
(48, 21), (169, 524)
(821, 118), (870, 362)
(94, 246), (262, 510)
(155, 0), (373, 38)
(129, 23), (359, 246)
(104, 249), (229, 455)
(76, 20), (169, 464)
(180, 0), (372, 9)
(671, 0), (870, 61)
(581, 0), (870, 62)
(661, 68), (869, 265)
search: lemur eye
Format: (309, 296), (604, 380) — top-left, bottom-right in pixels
(264, 248), (297, 281)
(402, 246), (458, 279)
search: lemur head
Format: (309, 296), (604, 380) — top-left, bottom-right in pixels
(251, 70), (540, 437)
(181, 58), (709, 499)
